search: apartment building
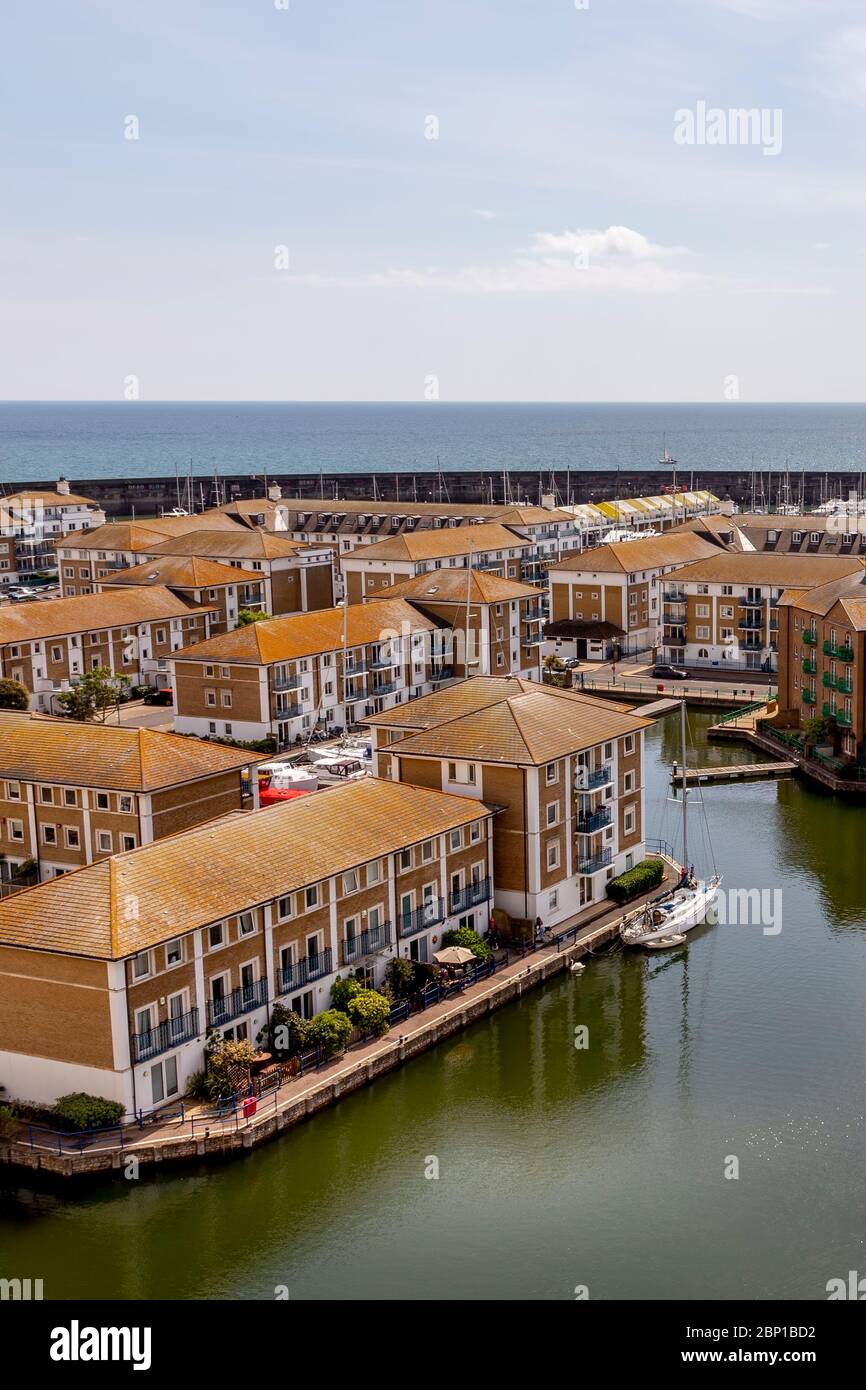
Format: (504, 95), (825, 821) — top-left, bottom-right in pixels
(340, 523), (532, 605)
(547, 532), (720, 655)
(0, 778), (493, 1113)
(659, 553), (866, 674)
(366, 568), (546, 679)
(55, 514), (251, 594)
(561, 490), (720, 545)
(0, 588), (217, 710)
(366, 675), (653, 932)
(776, 568), (866, 761)
(143, 530), (334, 616)
(93, 554), (268, 634)
(0, 480), (105, 584)
(670, 511), (865, 557)
(171, 598), (445, 746)
(0, 711), (257, 885)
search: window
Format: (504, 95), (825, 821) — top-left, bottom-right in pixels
(305, 885), (319, 910)
(399, 848), (412, 870)
(449, 828), (462, 851)
(132, 951), (150, 980)
(546, 802), (559, 827)
(64, 788), (77, 807)
(205, 665), (214, 677)
(367, 860), (381, 885)
(277, 894), (293, 920)
(205, 689), (216, 706)
(343, 869), (359, 894)
(221, 690), (232, 708)
(51, 646), (62, 662)
(41, 824), (57, 846)
(548, 890), (559, 911)
(623, 771), (635, 793)
(470, 821), (482, 844)
(64, 826), (80, 849)
(9, 819), (23, 841)
(40, 786), (53, 804)
(624, 807), (636, 834)
(623, 735), (634, 755)
(121, 834), (136, 852)
(119, 795), (133, 814)
(239, 911), (255, 936)
(166, 938), (183, 967)
(696, 604), (709, 618)
(97, 830), (112, 853)
(220, 666), (230, 678)
(95, 792), (109, 810)
(545, 762), (558, 785)
(208, 923), (224, 948)
(546, 841), (560, 871)
(421, 839), (435, 862)
(604, 742), (613, 759)
(5, 780), (20, 801)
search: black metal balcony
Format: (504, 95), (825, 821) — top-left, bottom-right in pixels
(448, 877), (491, 914)
(398, 898), (445, 938)
(131, 1007), (199, 1062)
(278, 947), (333, 994)
(272, 672), (303, 692)
(206, 977), (268, 1027)
(341, 922), (392, 965)
(577, 807), (612, 834)
(576, 847), (613, 875)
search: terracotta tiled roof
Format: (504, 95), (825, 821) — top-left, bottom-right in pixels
(0, 711), (254, 789)
(349, 523), (530, 563)
(0, 586), (212, 644)
(368, 569), (539, 605)
(59, 521), (179, 553)
(148, 529), (321, 561)
(779, 568), (866, 617)
(668, 554), (866, 586)
(172, 598), (441, 665)
(4, 488), (98, 507)
(837, 597), (866, 629)
(550, 532), (719, 574)
(98, 555), (256, 590)
(0, 779), (492, 959)
(386, 685), (652, 766)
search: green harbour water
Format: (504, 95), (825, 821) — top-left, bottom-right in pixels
(2, 709), (866, 1301)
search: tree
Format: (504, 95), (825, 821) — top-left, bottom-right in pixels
(347, 989), (391, 1036)
(268, 1003), (310, 1058)
(384, 956), (415, 1000)
(57, 667), (131, 722)
(307, 1009), (352, 1058)
(0, 677), (29, 710)
(237, 608), (269, 626)
(440, 925), (492, 962)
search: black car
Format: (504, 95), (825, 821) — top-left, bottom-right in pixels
(143, 687), (173, 705)
(651, 663), (689, 680)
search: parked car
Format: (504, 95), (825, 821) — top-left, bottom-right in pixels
(143, 687), (173, 705)
(651, 663), (689, 680)
(562, 657), (582, 670)
(6, 586), (39, 601)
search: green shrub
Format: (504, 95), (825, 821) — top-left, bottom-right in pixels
(0, 1106), (17, 1140)
(307, 1009), (352, 1058)
(186, 1070), (227, 1102)
(50, 1092), (125, 1131)
(331, 975), (363, 1012)
(348, 989), (391, 1036)
(606, 857), (665, 905)
(0, 677), (30, 711)
(269, 1004), (310, 1058)
(384, 956), (415, 1000)
(440, 925), (492, 962)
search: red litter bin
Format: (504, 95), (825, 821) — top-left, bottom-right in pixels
(243, 1097), (257, 1120)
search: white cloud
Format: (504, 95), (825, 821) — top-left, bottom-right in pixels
(284, 225), (701, 295)
(473, 209), (497, 220)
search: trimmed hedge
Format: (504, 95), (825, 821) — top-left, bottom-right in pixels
(606, 857), (665, 905)
(50, 1092), (126, 1131)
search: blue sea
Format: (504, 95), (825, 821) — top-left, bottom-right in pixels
(2, 402), (866, 484)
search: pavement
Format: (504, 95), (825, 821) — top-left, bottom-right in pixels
(102, 701), (176, 732)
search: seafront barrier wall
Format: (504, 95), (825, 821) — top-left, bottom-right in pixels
(4, 468), (863, 515)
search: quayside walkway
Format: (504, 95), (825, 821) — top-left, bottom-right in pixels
(1, 864), (678, 1181)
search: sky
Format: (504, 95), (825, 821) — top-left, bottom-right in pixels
(3, 0), (866, 402)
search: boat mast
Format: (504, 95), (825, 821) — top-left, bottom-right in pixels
(681, 698), (688, 870)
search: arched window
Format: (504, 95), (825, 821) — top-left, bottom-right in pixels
(698, 648), (709, 659)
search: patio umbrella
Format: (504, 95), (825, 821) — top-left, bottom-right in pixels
(433, 946), (476, 965)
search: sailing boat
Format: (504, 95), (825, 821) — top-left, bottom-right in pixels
(620, 701), (721, 948)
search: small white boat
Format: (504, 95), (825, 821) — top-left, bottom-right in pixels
(621, 700), (722, 948)
(257, 762), (319, 794)
(313, 753), (371, 785)
(644, 933), (686, 952)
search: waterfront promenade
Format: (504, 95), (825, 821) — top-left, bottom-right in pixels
(1, 862), (677, 1181)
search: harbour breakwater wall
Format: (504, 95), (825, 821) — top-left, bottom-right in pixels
(5, 469), (864, 516)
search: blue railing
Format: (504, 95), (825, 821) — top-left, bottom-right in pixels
(448, 877), (491, 914)
(206, 978), (269, 1027)
(581, 764), (613, 790)
(278, 947), (333, 994)
(272, 673), (303, 692)
(370, 680), (399, 696)
(341, 922), (392, 964)
(398, 898), (444, 937)
(131, 1007), (199, 1063)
